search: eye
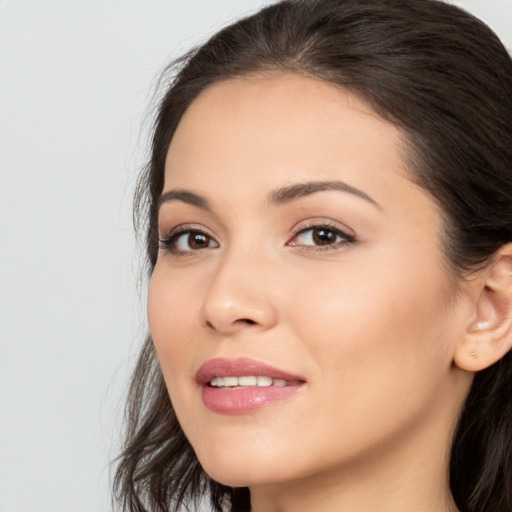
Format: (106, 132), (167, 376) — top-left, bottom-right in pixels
(288, 224), (354, 250)
(159, 228), (219, 255)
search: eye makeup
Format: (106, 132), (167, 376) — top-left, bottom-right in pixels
(287, 219), (356, 252)
(158, 224), (219, 257)
(158, 217), (357, 259)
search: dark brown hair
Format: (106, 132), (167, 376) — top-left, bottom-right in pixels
(113, 1), (512, 511)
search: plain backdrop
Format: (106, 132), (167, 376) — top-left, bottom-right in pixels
(0, 1), (510, 511)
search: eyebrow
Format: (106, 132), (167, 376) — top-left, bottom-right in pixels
(268, 180), (380, 208)
(157, 189), (212, 211)
(157, 180), (380, 211)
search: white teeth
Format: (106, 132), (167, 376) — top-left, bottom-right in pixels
(238, 376), (257, 386)
(256, 376), (273, 386)
(210, 377), (223, 387)
(209, 376), (295, 387)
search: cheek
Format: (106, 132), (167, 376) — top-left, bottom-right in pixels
(147, 266), (199, 382)
(147, 266), (211, 438)
(287, 251), (455, 416)
(290, 256), (446, 346)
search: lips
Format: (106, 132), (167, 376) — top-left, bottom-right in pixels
(196, 357), (305, 384)
(196, 357), (306, 414)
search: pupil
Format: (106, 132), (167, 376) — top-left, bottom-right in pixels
(313, 228), (336, 245)
(189, 233), (208, 249)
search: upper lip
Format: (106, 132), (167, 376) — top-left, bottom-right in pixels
(196, 357), (306, 385)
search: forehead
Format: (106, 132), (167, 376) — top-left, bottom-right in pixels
(164, 74), (408, 192)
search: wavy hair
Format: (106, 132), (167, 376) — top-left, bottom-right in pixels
(113, 1), (512, 511)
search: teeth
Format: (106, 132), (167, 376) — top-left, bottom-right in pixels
(223, 376), (238, 387)
(238, 376), (257, 386)
(256, 376), (272, 386)
(209, 376), (296, 388)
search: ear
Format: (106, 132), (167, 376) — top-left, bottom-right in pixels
(454, 243), (512, 372)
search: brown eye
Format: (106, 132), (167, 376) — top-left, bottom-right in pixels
(288, 224), (355, 251)
(312, 228), (338, 245)
(188, 232), (210, 249)
(159, 229), (219, 254)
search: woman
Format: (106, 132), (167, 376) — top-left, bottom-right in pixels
(113, 0), (512, 511)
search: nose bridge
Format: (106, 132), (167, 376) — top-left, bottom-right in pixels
(200, 237), (279, 333)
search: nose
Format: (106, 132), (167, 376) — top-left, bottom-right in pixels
(200, 248), (279, 335)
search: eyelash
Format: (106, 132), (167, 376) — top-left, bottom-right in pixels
(158, 225), (219, 257)
(288, 221), (355, 252)
(158, 222), (355, 257)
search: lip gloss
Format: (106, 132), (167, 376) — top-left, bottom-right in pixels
(196, 357), (306, 414)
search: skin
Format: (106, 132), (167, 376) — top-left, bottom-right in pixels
(148, 75), (476, 512)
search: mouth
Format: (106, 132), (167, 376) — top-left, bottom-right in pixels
(196, 357), (306, 414)
(209, 376), (302, 388)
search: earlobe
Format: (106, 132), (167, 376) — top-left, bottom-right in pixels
(454, 243), (512, 372)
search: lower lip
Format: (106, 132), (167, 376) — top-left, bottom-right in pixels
(201, 384), (303, 414)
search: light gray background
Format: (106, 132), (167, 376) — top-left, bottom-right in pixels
(0, 1), (510, 511)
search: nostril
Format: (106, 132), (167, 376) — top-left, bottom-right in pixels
(205, 318), (256, 331)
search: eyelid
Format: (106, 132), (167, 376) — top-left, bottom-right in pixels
(157, 219), (355, 256)
(290, 218), (355, 238)
(287, 219), (356, 249)
(158, 223), (220, 255)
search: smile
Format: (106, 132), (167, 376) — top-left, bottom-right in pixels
(197, 358), (306, 414)
(209, 376), (301, 388)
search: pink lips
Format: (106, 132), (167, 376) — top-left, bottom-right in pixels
(196, 357), (305, 414)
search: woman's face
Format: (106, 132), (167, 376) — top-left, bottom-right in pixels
(148, 75), (472, 489)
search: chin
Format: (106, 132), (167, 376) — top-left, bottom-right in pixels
(194, 442), (296, 488)
(200, 460), (269, 488)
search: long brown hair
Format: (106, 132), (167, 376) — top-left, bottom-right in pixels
(113, 1), (512, 511)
